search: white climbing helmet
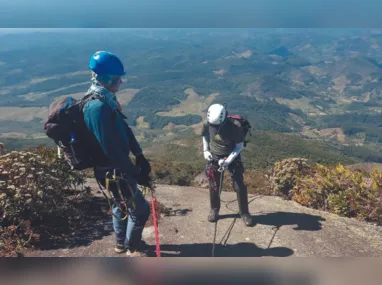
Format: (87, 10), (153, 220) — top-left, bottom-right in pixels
(207, 104), (227, 125)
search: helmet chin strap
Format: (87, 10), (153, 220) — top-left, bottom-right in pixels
(216, 111), (229, 135)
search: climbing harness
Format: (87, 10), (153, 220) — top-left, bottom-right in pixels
(96, 170), (161, 257)
(96, 169), (138, 221)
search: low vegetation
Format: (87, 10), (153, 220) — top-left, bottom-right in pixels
(151, 160), (202, 186)
(1, 142), (382, 257)
(0, 146), (89, 256)
(268, 158), (382, 225)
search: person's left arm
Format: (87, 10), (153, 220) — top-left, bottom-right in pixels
(124, 122), (143, 156)
(124, 122), (151, 175)
(220, 143), (244, 167)
(219, 123), (245, 167)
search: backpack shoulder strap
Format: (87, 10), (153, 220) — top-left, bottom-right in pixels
(81, 93), (104, 104)
(80, 93), (128, 120)
(227, 115), (242, 120)
(227, 115), (242, 127)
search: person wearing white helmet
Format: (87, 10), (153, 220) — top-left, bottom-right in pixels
(201, 104), (253, 226)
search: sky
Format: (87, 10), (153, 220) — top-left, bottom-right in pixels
(0, 0), (382, 28)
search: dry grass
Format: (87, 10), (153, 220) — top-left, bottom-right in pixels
(8, 69), (22, 75)
(0, 107), (47, 122)
(240, 50), (252, 58)
(156, 87), (216, 135)
(316, 128), (345, 143)
(29, 133), (48, 139)
(231, 50), (252, 59)
(136, 116), (150, 129)
(54, 88), (139, 102)
(163, 122), (188, 130)
(166, 132), (175, 137)
(302, 127), (346, 143)
(43, 82), (89, 96)
(29, 77), (53, 84)
(275, 97), (321, 114)
(29, 71), (90, 84)
(299, 44), (312, 51)
(156, 88), (219, 118)
(116, 89), (140, 106)
(363, 92), (371, 103)
(21, 93), (48, 101)
(303, 65), (326, 76)
(17, 82), (90, 101)
(191, 122), (204, 135)
(0, 132), (28, 139)
(213, 69), (226, 75)
(332, 75), (351, 94)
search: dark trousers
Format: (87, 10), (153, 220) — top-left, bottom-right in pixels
(205, 156), (250, 215)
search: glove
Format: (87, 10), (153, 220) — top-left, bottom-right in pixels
(203, 151), (213, 161)
(135, 154), (152, 187)
(218, 159), (229, 168)
(136, 154), (151, 177)
(136, 172), (152, 187)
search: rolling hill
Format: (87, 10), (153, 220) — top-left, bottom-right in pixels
(1, 28), (382, 167)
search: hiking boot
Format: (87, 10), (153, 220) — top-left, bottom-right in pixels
(208, 209), (219, 223)
(115, 243), (126, 253)
(241, 213), (253, 227)
(235, 183), (255, 227)
(126, 249), (148, 257)
(126, 241), (148, 257)
(139, 240), (148, 250)
(115, 240), (147, 254)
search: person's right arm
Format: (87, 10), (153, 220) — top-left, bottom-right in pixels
(201, 122), (213, 161)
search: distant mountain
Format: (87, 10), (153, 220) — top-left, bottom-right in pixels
(1, 29), (382, 164)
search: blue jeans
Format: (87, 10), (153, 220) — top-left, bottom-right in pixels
(95, 168), (150, 250)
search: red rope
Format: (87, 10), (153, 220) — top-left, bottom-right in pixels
(151, 196), (161, 257)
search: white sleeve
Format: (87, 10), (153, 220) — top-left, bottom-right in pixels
(202, 136), (210, 152)
(225, 142), (244, 164)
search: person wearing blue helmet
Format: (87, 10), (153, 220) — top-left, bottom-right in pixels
(83, 51), (151, 257)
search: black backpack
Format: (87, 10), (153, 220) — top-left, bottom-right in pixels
(227, 115), (252, 147)
(43, 93), (110, 170)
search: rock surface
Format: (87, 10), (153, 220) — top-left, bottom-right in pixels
(25, 179), (382, 257)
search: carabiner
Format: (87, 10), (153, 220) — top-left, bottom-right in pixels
(218, 166), (225, 172)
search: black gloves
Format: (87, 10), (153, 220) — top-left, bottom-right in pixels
(136, 154), (151, 176)
(135, 154), (152, 187)
(136, 175), (152, 188)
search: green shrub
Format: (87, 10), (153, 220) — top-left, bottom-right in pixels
(0, 146), (88, 256)
(267, 158), (312, 197)
(291, 163), (382, 224)
(150, 160), (201, 186)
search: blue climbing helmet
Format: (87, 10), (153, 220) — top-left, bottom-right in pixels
(88, 51), (126, 76)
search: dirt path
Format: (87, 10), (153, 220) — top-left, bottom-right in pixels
(25, 180), (382, 257)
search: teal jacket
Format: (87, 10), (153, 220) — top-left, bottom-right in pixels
(83, 98), (142, 176)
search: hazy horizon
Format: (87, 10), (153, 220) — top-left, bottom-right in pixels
(1, 1), (382, 28)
